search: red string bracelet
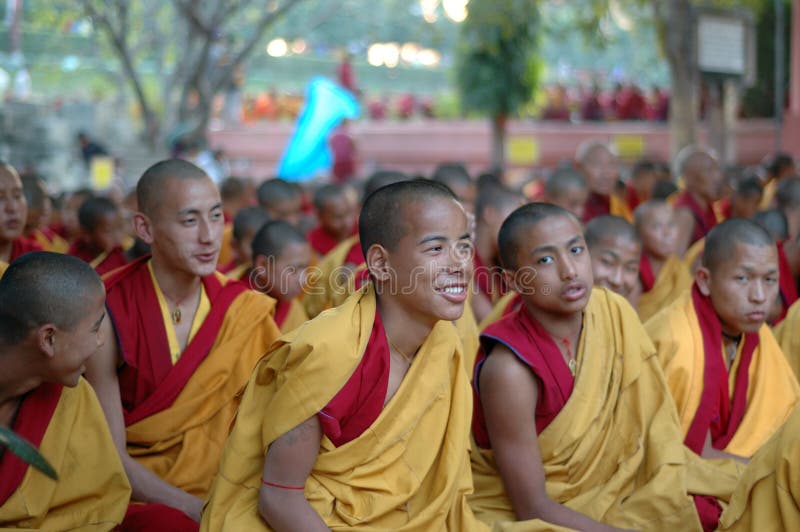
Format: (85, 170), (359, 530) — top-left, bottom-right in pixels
(261, 479), (305, 490)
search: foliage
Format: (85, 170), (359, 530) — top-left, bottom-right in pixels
(455, 0), (540, 119)
(0, 426), (57, 480)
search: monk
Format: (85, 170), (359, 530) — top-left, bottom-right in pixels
(0, 163), (42, 264)
(55, 188), (94, 243)
(256, 177), (303, 227)
(472, 182), (525, 322)
(575, 141), (632, 222)
(717, 404), (800, 531)
(306, 183), (357, 257)
(645, 219), (800, 462)
(584, 215), (642, 306)
(220, 206), (270, 280)
(432, 162), (477, 216)
(759, 152), (795, 210)
(773, 298), (800, 380)
(217, 176), (253, 267)
(542, 166), (589, 220)
(672, 146), (724, 254)
(625, 159), (659, 212)
(0, 252), (130, 530)
(251, 220), (311, 333)
(84, 159), (281, 527)
(21, 176), (69, 253)
(470, 203), (736, 531)
(634, 200), (692, 322)
(202, 179), (485, 531)
(776, 176), (800, 240)
(721, 177), (762, 221)
(67, 196), (128, 276)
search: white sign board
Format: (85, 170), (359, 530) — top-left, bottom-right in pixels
(697, 14), (747, 76)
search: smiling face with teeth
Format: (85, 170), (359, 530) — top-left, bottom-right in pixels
(370, 196), (474, 328)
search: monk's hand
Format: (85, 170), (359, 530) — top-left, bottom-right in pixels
(180, 494), (205, 522)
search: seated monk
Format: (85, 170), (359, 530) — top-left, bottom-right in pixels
(432, 162), (478, 218)
(306, 183), (358, 257)
(470, 203), (738, 531)
(471, 181), (525, 323)
(67, 196), (128, 276)
(575, 140), (632, 223)
(584, 215), (642, 308)
(251, 220), (311, 333)
(625, 159), (659, 212)
(773, 298), (800, 381)
(256, 177), (303, 228)
(542, 165), (589, 220)
(219, 206), (270, 280)
(0, 163), (42, 264)
(0, 252), (130, 529)
(84, 159), (281, 528)
(634, 200), (692, 322)
(721, 177), (762, 221)
(201, 180), (486, 531)
(751, 209), (798, 325)
(645, 219), (800, 462)
(21, 175), (69, 254)
(302, 170), (408, 319)
(672, 146), (724, 255)
(717, 404), (800, 531)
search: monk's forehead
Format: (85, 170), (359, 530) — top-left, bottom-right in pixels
(524, 214), (581, 242)
(716, 241), (777, 268)
(156, 176), (219, 212)
(0, 167), (21, 187)
(592, 234), (641, 253)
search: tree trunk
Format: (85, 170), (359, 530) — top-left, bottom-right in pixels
(491, 114), (506, 175)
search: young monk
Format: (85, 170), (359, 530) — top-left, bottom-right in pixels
(202, 179), (485, 531)
(221, 206), (270, 280)
(624, 159), (659, 212)
(717, 404), (800, 531)
(256, 177), (303, 227)
(0, 252), (130, 529)
(575, 141), (631, 222)
(432, 162), (477, 216)
(759, 152), (796, 209)
(251, 220), (311, 333)
(672, 146), (724, 254)
(542, 166), (589, 220)
(722, 177), (762, 221)
(0, 163), (42, 267)
(21, 176), (69, 253)
(584, 215), (642, 306)
(306, 183), (357, 257)
(645, 219), (800, 462)
(470, 203), (735, 531)
(472, 182), (525, 322)
(84, 159), (281, 528)
(67, 196), (128, 276)
(217, 176), (253, 267)
(634, 200), (693, 322)
(776, 176), (800, 240)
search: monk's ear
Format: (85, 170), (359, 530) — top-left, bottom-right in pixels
(366, 244), (391, 282)
(695, 266), (712, 296)
(132, 212), (154, 244)
(35, 324), (57, 359)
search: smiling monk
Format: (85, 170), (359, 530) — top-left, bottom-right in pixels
(84, 159), (281, 530)
(202, 179), (487, 531)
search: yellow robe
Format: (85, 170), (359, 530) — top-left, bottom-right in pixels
(718, 405), (800, 531)
(201, 285), (487, 531)
(645, 290), (800, 458)
(0, 261), (7, 278)
(638, 255), (693, 323)
(31, 229), (69, 254)
(302, 234), (361, 319)
(609, 193), (633, 222)
(0, 378), (131, 530)
(278, 297), (309, 334)
(773, 298), (800, 381)
(683, 238), (705, 273)
(469, 288), (740, 531)
(125, 287), (281, 497)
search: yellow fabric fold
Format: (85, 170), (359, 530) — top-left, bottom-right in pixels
(773, 298), (800, 381)
(469, 288), (704, 531)
(718, 405), (800, 531)
(302, 234), (361, 319)
(0, 378), (131, 530)
(126, 286), (280, 497)
(478, 292), (517, 332)
(32, 229), (69, 254)
(201, 284), (487, 531)
(638, 255), (693, 323)
(609, 193), (633, 222)
(645, 290), (800, 457)
(279, 297), (309, 334)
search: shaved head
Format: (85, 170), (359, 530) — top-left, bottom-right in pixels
(256, 178), (299, 208)
(363, 170), (409, 198)
(673, 145), (717, 180)
(702, 218), (774, 272)
(475, 182), (524, 223)
(752, 209), (788, 242)
(359, 179), (458, 254)
(633, 200), (669, 231)
(251, 220), (307, 259)
(0, 252), (103, 346)
(233, 206), (270, 242)
(585, 215), (640, 249)
(545, 166), (587, 198)
(498, 203), (576, 270)
(137, 159), (211, 218)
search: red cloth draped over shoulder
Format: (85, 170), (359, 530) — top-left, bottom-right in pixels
(0, 382), (63, 505)
(472, 305), (574, 448)
(639, 254), (657, 292)
(344, 239), (365, 266)
(67, 238), (127, 275)
(317, 309), (389, 447)
(308, 226), (341, 257)
(8, 237), (43, 262)
(674, 191), (718, 246)
(582, 192), (611, 222)
(120, 503), (198, 532)
(103, 255), (248, 425)
(684, 285), (759, 455)
(775, 242), (798, 325)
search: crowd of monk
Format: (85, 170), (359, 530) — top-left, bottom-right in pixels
(1, 140), (799, 531)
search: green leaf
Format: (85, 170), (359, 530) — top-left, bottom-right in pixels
(0, 426), (58, 481)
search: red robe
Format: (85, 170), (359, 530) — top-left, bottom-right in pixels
(7, 237), (43, 262)
(307, 225), (344, 257)
(67, 238), (128, 276)
(674, 191), (718, 246)
(775, 241), (798, 325)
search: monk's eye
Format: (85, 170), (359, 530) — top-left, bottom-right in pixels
(570, 246), (583, 254)
(425, 245), (443, 253)
(211, 211), (223, 221)
(734, 275), (747, 282)
(537, 256), (553, 265)
(181, 218), (197, 226)
(765, 276), (777, 284)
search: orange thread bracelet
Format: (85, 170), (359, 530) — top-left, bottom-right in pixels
(261, 479), (305, 490)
